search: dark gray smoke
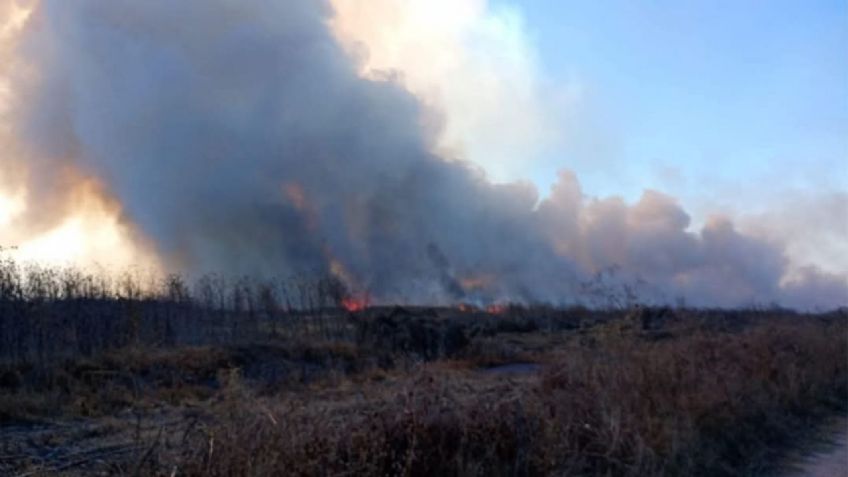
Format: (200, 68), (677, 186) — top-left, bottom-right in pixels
(10, 0), (847, 309)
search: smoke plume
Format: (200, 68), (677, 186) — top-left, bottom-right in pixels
(1, 0), (845, 308)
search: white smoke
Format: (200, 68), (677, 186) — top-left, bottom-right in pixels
(330, 0), (565, 182)
(1, 0), (845, 309)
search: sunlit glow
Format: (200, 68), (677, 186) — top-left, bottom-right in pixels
(0, 1), (34, 114)
(12, 215), (151, 271)
(0, 1), (161, 271)
(7, 180), (162, 271)
(0, 1), (31, 39)
(13, 217), (87, 264)
(330, 0), (559, 182)
(0, 191), (23, 226)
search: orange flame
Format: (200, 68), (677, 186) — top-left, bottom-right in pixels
(459, 274), (496, 291)
(486, 304), (508, 315)
(341, 295), (369, 313)
(327, 250), (370, 312)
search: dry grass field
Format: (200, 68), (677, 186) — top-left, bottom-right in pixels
(0, 260), (846, 476)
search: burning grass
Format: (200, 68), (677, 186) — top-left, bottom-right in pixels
(0, 260), (845, 475)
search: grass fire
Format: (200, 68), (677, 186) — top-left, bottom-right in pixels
(0, 258), (845, 476)
(1, 0), (846, 476)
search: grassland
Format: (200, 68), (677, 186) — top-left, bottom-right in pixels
(0, 259), (846, 476)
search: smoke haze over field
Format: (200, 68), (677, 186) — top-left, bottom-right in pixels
(0, 0), (846, 308)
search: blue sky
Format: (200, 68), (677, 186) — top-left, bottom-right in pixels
(495, 0), (847, 211)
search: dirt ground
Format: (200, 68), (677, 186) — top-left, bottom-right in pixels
(783, 418), (848, 477)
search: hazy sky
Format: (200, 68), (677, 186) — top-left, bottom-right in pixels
(495, 0), (847, 210)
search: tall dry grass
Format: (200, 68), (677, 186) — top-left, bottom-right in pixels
(161, 319), (847, 477)
(0, 256), (845, 475)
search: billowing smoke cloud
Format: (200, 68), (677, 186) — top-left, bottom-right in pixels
(330, 0), (562, 182)
(3, 0), (846, 308)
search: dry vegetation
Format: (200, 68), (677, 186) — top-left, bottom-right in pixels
(0, 258), (846, 476)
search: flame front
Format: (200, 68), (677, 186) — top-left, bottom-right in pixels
(341, 295), (370, 313)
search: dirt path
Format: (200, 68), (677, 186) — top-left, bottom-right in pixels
(783, 419), (848, 477)
(0, 406), (193, 476)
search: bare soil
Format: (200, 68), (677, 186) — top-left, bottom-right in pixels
(782, 418), (848, 477)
